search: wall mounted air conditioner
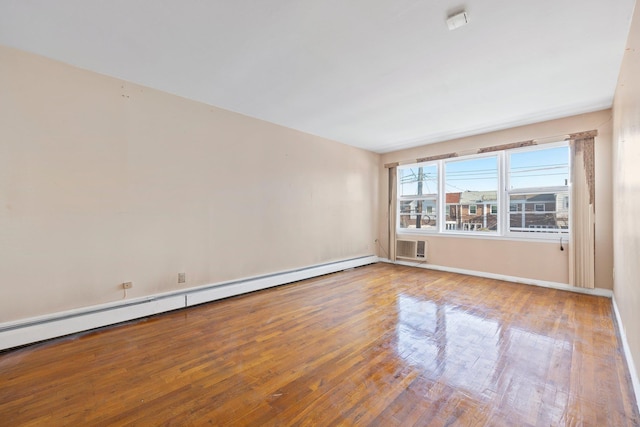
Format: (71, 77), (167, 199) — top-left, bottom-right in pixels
(396, 239), (427, 261)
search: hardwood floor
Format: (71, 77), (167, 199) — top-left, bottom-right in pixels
(1, 263), (638, 426)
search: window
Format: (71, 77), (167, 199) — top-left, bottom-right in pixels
(445, 155), (498, 233)
(398, 164), (438, 231)
(397, 142), (569, 239)
(507, 144), (569, 235)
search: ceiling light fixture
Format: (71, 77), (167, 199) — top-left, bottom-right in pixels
(446, 10), (469, 30)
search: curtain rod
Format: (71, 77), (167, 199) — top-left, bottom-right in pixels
(383, 129), (597, 168)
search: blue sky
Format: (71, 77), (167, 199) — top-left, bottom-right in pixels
(399, 146), (569, 195)
(509, 146), (569, 189)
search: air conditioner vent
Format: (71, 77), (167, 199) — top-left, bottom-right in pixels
(416, 240), (426, 259)
(396, 239), (427, 261)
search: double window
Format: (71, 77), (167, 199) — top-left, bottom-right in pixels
(397, 143), (570, 238)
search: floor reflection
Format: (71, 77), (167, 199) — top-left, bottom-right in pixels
(396, 293), (570, 411)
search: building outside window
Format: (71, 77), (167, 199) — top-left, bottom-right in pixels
(507, 144), (569, 234)
(445, 155), (498, 233)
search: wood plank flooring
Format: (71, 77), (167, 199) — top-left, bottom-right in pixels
(0, 263), (638, 426)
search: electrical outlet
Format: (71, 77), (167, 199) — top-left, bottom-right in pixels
(178, 273), (186, 284)
(122, 282), (133, 289)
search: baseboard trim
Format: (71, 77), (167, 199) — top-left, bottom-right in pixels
(185, 256), (376, 306)
(612, 296), (640, 415)
(0, 255), (377, 351)
(377, 257), (613, 298)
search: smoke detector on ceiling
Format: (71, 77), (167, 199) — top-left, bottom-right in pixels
(447, 11), (469, 30)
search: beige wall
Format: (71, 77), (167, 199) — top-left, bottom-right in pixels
(0, 45), (380, 323)
(379, 110), (614, 288)
(612, 0), (640, 389)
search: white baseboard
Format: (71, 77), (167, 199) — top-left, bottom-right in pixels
(185, 256), (375, 306)
(0, 255), (377, 351)
(377, 257), (613, 297)
(612, 296), (640, 415)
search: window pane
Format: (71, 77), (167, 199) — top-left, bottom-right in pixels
(398, 163), (438, 231)
(399, 199), (438, 230)
(509, 192), (569, 233)
(509, 146), (569, 189)
(399, 164), (438, 197)
(445, 156), (498, 232)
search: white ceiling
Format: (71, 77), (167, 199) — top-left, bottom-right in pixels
(0, 0), (636, 153)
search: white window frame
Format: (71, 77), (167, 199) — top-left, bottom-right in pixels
(396, 141), (570, 240)
(504, 141), (570, 239)
(443, 152), (500, 235)
(397, 162), (439, 233)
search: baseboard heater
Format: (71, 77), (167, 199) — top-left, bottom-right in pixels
(0, 255), (377, 351)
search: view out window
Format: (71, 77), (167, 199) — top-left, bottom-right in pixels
(398, 164), (438, 231)
(445, 156), (498, 233)
(397, 142), (570, 239)
(508, 145), (569, 234)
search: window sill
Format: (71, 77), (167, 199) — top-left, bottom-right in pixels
(397, 229), (569, 243)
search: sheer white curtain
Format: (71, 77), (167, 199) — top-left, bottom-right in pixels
(569, 131), (596, 288)
(388, 165), (397, 261)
